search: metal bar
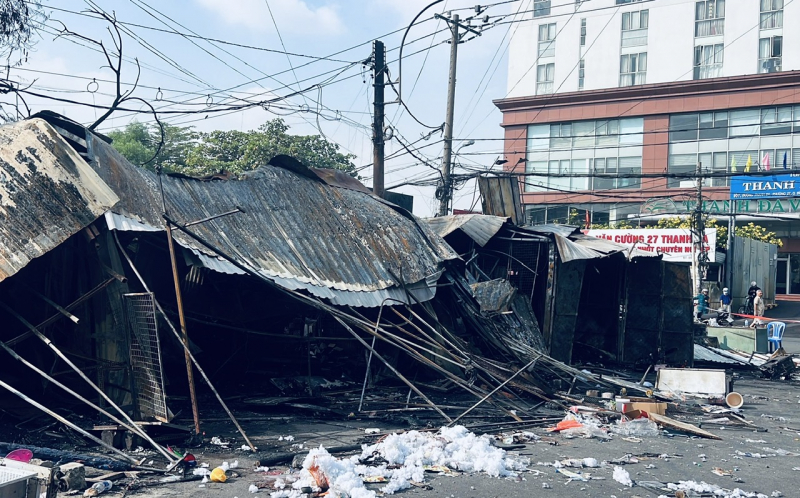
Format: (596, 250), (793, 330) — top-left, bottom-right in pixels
(0, 378), (140, 465)
(22, 285), (79, 323)
(0, 339), (177, 463)
(184, 207), (243, 228)
(113, 231), (257, 452)
(359, 299), (392, 412)
(6, 277), (116, 347)
(0, 302), (178, 464)
(332, 315), (452, 422)
(164, 221), (201, 436)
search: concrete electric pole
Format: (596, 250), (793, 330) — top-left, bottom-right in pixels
(436, 13), (481, 217)
(372, 40), (386, 199)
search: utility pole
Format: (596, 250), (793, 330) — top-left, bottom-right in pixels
(436, 13), (481, 217)
(372, 40), (385, 198)
(693, 161), (707, 297)
(726, 197), (735, 291)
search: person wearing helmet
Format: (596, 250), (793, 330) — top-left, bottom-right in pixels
(720, 287), (731, 313)
(746, 281), (761, 315)
(695, 288), (710, 319)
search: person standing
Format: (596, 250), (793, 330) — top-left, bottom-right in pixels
(695, 288), (709, 319)
(750, 289), (765, 328)
(746, 281), (761, 314)
(720, 287), (732, 313)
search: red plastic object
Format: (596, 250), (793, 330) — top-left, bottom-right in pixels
(549, 419), (583, 432)
(5, 449), (33, 462)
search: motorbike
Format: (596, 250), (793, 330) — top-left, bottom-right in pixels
(737, 295), (755, 316)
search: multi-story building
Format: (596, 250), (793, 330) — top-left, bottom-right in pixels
(494, 0), (800, 295)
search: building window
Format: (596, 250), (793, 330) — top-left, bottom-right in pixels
(536, 63), (554, 95)
(729, 109), (760, 136)
(667, 106), (800, 188)
(526, 118), (643, 193)
(620, 53), (647, 86)
(578, 60), (585, 90)
(616, 0), (643, 4)
(693, 44), (723, 79)
(580, 18), (586, 46)
(538, 23), (556, 58)
(550, 123), (572, 149)
(621, 9), (648, 47)
(699, 112), (728, 139)
(669, 114), (699, 142)
(760, 0), (783, 30)
(534, 0), (551, 17)
(695, 0), (725, 37)
(761, 106), (792, 135)
(759, 36), (782, 73)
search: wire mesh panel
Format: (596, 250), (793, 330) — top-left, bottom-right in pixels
(124, 292), (169, 422)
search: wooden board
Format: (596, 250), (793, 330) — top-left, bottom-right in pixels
(647, 412), (721, 440)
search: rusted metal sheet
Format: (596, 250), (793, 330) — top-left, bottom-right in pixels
(424, 214), (507, 247)
(0, 119), (118, 282)
(477, 176), (524, 225)
(470, 279), (516, 312)
(85, 134), (456, 307)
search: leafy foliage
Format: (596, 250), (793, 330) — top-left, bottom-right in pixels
(108, 119), (358, 178)
(0, 0), (46, 64)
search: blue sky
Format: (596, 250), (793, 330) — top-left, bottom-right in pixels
(6, 0), (523, 216)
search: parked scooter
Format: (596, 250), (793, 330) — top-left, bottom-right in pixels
(699, 308), (734, 327)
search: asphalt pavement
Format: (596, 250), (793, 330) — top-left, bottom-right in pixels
(764, 299), (800, 353)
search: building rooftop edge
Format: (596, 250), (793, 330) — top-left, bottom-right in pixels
(494, 71), (800, 114)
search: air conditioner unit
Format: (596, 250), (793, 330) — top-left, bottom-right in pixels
(762, 59), (781, 73)
(679, 180), (696, 188)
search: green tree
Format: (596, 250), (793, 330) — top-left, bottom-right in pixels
(107, 121), (197, 172)
(109, 118), (357, 178)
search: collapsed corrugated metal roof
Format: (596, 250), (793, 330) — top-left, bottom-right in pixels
(0, 119), (119, 282)
(423, 214), (508, 247)
(82, 128), (457, 307)
(426, 216), (657, 263)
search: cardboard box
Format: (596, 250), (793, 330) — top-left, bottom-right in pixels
(615, 397), (667, 415)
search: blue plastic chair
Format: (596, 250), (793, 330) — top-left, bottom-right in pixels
(767, 321), (786, 353)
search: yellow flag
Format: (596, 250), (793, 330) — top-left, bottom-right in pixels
(745, 154), (753, 173)
(730, 156), (737, 173)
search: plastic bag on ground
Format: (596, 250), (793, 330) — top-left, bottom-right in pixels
(611, 417), (660, 437)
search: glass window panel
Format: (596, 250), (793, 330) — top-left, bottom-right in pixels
(534, 0), (551, 17)
(712, 151), (728, 185)
(795, 106), (800, 132)
(777, 149), (791, 170)
(620, 118), (644, 145)
(525, 161), (548, 192)
(573, 121), (595, 148)
(618, 156), (642, 189)
(547, 205), (568, 224)
(526, 207), (546, 225)
(571, 159), (589, 190)
(730, 109), (760, 136)
(730, 150), (759, 173)
(668, 153), (698, 188)
(528, 124), (549, 151)
(670, 114), (699, 141)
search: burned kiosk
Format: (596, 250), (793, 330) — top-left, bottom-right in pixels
(426, 215), (694, 367)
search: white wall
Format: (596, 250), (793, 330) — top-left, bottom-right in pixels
(783, 1), (800, 72)
(506, 0), (797, 99)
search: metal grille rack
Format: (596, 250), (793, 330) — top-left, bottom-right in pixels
(124, 292), (169, 422)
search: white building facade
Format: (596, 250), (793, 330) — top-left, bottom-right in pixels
(507, 0), (799, 98)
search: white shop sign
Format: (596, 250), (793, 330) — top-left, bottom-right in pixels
(583, 228), (716, 263)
